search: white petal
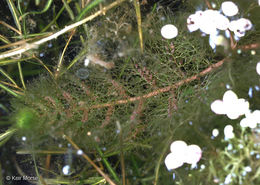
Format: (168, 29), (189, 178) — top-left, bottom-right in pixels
(226, 111), (240, 119)
(223, 90), (238, 103)
(161, 24), (178, 39)
(240, 118), (249, 127)
(236, 99), (250, 115)
(236, 18), (252, 31)
(187, 14), (200, 32)
(224, 125), (234, 138)
(170, 140), (188, 153)
(229, 20), (238, 31)
(214, 13), (230, 30)
(184, 145), (202, 164)
(221, 1), (239, 16)
(252, 110), (260, 122)
(211, 100), (225, 114)
(165, 153), (184, 170)
(248, 121), (257, 128)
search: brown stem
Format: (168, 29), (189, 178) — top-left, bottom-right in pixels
(90, 58), (227, 109)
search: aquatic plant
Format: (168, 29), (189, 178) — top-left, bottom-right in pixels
(0, 0), (259, 185)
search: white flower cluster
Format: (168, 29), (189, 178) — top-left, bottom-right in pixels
(164, 140), (202, 171)
(187, 1), (253, 50)
(211, 90), (260, 129)
(211, 90), (249, 120)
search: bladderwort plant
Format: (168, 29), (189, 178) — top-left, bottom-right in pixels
(0, 0), (260, 185)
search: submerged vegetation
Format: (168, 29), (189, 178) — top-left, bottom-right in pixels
(0, 0), (260, 184)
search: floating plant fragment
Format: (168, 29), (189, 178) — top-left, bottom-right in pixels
(161, 24), (178, 39)
(221, 1), (239, 17)
(165, 140), (202, 171)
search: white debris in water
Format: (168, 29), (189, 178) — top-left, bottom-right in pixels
(161, 24), (178, 39)
(21, 136), (26, 141)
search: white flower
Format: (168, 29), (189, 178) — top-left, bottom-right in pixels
(187, 12), (203, 32)
(165, 140), (202, 170)
(224, 125), (234, 139)
(229, 18), (252, 38)
(221, 1), (239, 17)
(256, 62), (260, 75)
(161, 24), (178, 39)
(240, 110), (260, 128)
(211, 90), (250, 119)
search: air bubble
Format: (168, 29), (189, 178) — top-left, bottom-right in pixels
(248, 87), (253, 98)
(226, 84), (231, 89)
(172, 173), (176, 180)
(76, 68), (89, 80)
(21, 136), (26, 141)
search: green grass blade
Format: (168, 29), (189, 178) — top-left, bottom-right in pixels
(62, 0), (75, 20)
(0, 67), (18, 86)
(41, 6), (65, 32)
(17, 62), (26, 89)
(5, 0), (21, 32)
(0, 128), (17, 147)
(0, 34), (10, 44)
(19, 0), (53, 19)
(76, 0), (104, 21)
(0, 57), (32, 66)
(0, 82), (19, 97)
(95, 145), (120, 183)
